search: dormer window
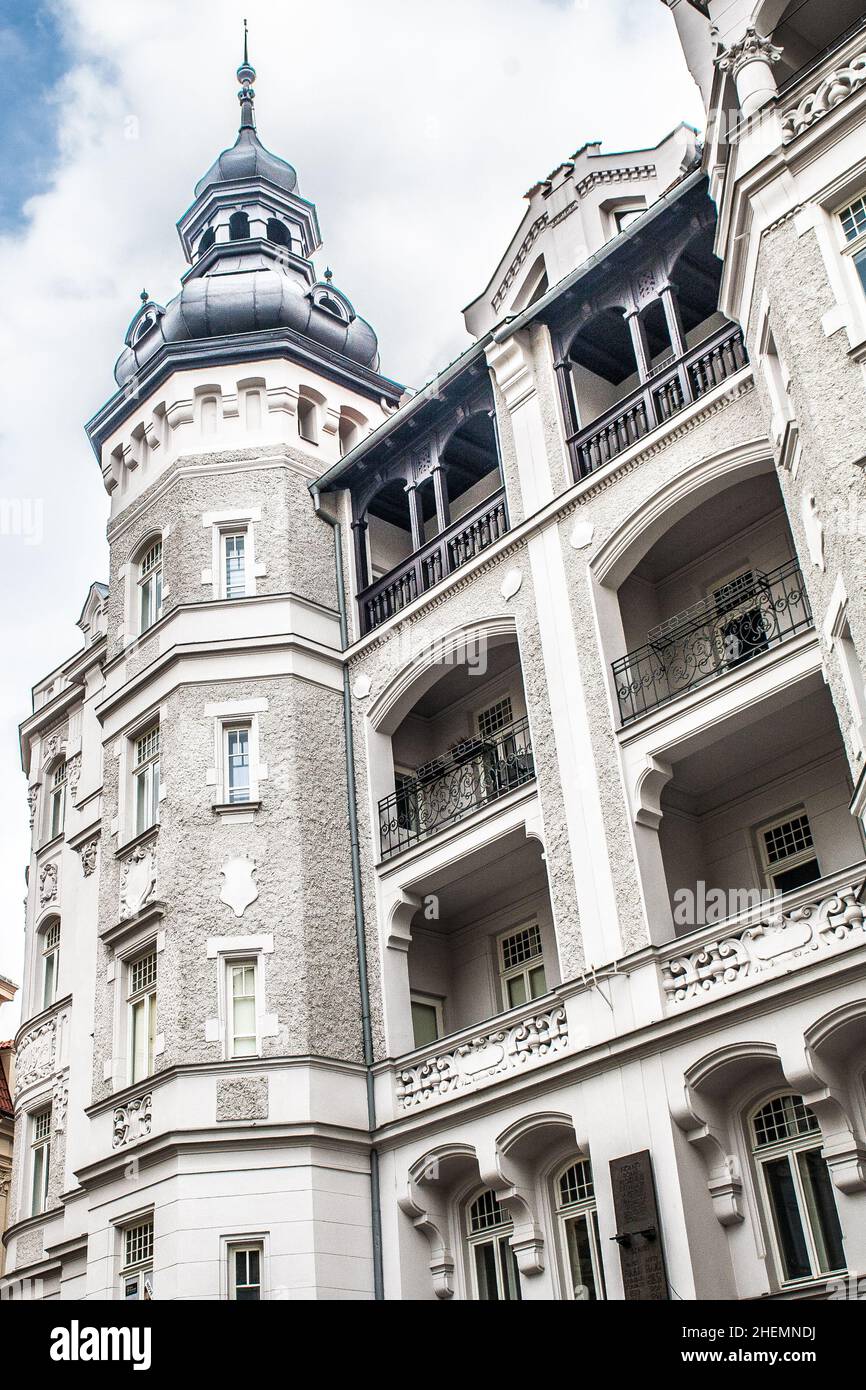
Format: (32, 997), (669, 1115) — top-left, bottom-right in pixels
(132, 314), (156, 343)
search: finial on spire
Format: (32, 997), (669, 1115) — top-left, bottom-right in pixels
(140, 288), (149, 303)
(237, 19), (256, 131)
(324, 267), (333, 283)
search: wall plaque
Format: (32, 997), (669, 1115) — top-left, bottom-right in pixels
(609, 1149), (668, 1300)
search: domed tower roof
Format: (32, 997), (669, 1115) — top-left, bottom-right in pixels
(112, 27), (381, 386)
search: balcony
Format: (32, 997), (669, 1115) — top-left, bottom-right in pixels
(359, 487), (509, 634)
(612, 559), (812, 724)
(379, 714), (534, 860)
(565, 322), (748, 482)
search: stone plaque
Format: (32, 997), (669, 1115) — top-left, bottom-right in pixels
(609, 1149), (668, 1300)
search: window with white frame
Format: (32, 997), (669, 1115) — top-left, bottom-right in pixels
(477, 694), (514, 740)
(498, 922), (547, 1010)
(228, 1241), (263, 1300)
(465, 1190), (521, 1301)
(47, 759), (67, 840)
(839, 193), (866, 296)
(120, 1218), (154, 1299)
(138, 539), (163, 634)
(751, 1094), (845, 1284)
(225, 725), (251, 804)
(221, 529), (248, 599)
(554, 1158), (606, 1300)
(41, 919), (60, 1010)
(30, 1107), (51, 1215)
(128, 948), (157, 1084)
(756, 809), (820, 894)
(228, 959), (258, 1058)
(132, 723), (160, 836)
(410, 992), (443, 1048)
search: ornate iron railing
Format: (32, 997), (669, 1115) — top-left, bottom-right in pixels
(359, 488), (509, 634)
(378, 715), (534, 859)
(565, 322), (748, 481)
(612, 559), (812, 723)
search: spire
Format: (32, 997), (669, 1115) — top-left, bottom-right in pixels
(236, 19), (256, 131)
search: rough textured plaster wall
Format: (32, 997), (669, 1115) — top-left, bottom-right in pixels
(748, 219), (866, 770)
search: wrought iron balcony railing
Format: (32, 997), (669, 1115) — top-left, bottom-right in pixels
(378, 715), (534, 860)
(359, 488), (509, 635)
(566, 322), (748, 482)
(612, 559), (812, 724)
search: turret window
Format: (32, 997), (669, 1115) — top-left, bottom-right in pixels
(128, 949), (157, 1084)
(133, 723), (160, 836)
(48, 759), (67, 840)
(266, 217), (291, 248)
(30, 1107), (52, 1216)
(222, 531), (247, 599)
(138, 540), (163, 634)
(229, 210), (250, 240)
(41, 919), (61, 1010)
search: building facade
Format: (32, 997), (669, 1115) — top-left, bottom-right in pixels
(3, 3), (866, 1300)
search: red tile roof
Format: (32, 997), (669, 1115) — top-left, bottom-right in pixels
(0, 1063), (12, 1118)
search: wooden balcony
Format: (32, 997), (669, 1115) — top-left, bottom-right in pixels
(566, 322), (748, 482)
(358, 487), (509, 634)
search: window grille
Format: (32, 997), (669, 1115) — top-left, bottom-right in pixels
(558, 1159), (595, 1208)
(139, 541), (162, 577)
(469, 1190), (509, 1233)
(130, 951), (157, 996)
(840, 195), (866, 243)
(477, 696), (514, 740)
(124, 1220), (154, 1270)
(753, 1094), (820, 1149)
(44, 920), (60, 952)
(135, 726), (160, 766)
(501, 923), (543, 972)
(763, 813), (813, 866)
(33, 1109), (51, 1143)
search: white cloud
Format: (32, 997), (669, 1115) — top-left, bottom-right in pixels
(0, 0), (701, 1026)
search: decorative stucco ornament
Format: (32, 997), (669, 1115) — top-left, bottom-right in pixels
(120, 843), (157, 918)
(569, 519), (594, 550)
(500, 569), (522, 601)
(801, 490), (825, 571)
(353, 673), (372, 699)
(220, 855), (259, 918)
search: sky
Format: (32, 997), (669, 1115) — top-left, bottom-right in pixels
(0, 0), (703, 1034)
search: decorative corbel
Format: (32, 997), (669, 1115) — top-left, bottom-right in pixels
(634, 755), (673, 830)
(398, 1179), (455, 1299)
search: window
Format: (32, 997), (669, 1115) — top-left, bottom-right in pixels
(554, 1159), (605, 1300)
(751, 1094), (845, 1284)
(229, 210), (250, 240)
(128, 949), (157, 1083)
(757, 810), (820, 893)
(41, 919), (60, 1010)
(222, 530), (247, 599)
(297, 394), (319, 444)
(466, 1190), (521, 1301)
(228, 960), (258, 1058)
(198, 227), (215, 256)
(410, 992), (443, 1048)
(48, 760), (67, 840)
(120, 1219), (154, 1300)
(839, 194), (866, 295)
(133, 723), (160, 836)
(229, 1242), (263, 1300)
(614, 205), (645, 233)
(225, 726), (251, 804)
(138, 540), (163, 634)
(498, 923), (547, 1009)
(30, 1107), (51, 1216)
(477, 695), (514, 740)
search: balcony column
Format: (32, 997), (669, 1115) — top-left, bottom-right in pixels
(431, 463), (451, 534)
(351, 516), (369, 592)
(405, 481), (424, 552)
(659, 283), (693, 406)
(625, 307), (657, 431)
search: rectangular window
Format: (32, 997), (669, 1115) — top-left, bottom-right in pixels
(42, 920), (60, 1010)
(229, 1242), (263, 1301)
(498, 923), (547, 1010)
(222, 531), (247, 599)
(229, 960), (258, 1058)
(757, 809), (820, 894)
(138, 541), (163, 634)
(477, 695), (514, 741)
(128, 950), (157, 1083)
(226, 726), (251, 804)
(839, 193), (866, 295)
(31, 1107), (51, 1215)
(49, 761), (67, 840)
(133, 723), (160, 836)
(410, 993), (443, 1048)
(120, 1219), (154, 1300)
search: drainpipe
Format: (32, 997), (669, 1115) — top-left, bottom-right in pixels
(311, 484), (384, 1301)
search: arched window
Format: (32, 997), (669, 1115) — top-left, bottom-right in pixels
(553, 1158), (605, 1300)
(338, 408), (367, 457)
(137, 538), (163, 634)
(47, 760), (67, 841)
(751, 1094), (845, 1283)
(41, 918), (61, 1010)
(297, 389), (323, 445)
(266, 217), (291, 248)
(198, 228), (216, 257)
(465, 1190), (521, 1301)
(229, 210), (250, 241)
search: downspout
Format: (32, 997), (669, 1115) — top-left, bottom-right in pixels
(311, 485), (384, 1301)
